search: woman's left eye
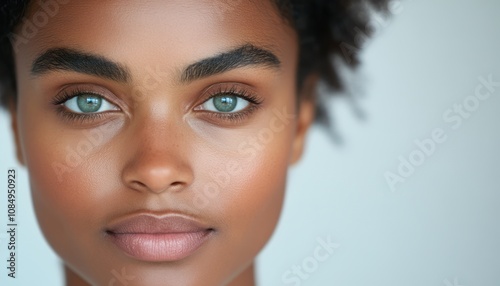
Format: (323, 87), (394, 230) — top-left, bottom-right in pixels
(200, 94), (250, 113)
(63, 93), (118, 114)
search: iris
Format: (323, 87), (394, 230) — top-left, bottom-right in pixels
(213, 95), (238, 112)
(76, 95), (102, 113)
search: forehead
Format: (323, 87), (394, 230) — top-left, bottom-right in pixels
(17, 0), (297, 77)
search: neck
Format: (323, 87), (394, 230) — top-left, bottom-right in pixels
(64, 265), (89, 286)
(64, 263), (256, 286)
(227, 263), (256, 286)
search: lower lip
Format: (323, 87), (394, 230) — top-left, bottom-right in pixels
(107, 230), (213, 262)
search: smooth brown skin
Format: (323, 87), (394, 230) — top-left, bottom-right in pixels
(10, 1), (316, 285)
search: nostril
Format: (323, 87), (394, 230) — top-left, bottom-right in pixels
(128, 179), (185, 193)
(131, 180), (148, 190)
(121, 153), (194, 194)
(171, 181), (183, 187)
(167, 181), (185, 192)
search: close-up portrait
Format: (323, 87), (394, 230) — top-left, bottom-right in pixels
(0, 0), (499, 286)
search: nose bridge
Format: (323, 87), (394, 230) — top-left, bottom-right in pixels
(121, 109), (193, 194)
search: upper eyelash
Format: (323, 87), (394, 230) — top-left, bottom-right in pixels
(198, 85), (264, 122)
(204, 85), (263, 105)
(51, 88), (107, 106)
(51, 85), (263, 124)
(51, 88), (118, 124)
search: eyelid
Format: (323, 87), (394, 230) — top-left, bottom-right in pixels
(63, 94), (119, 114)
(191, 82), (264, 124)
(52, 85), (122, 109)
(197, 83), (262, 105)
(198, 94), (250, 113)
(51, 84), (124, 125)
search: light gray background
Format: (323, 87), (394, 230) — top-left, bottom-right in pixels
(1, 0), (499, 285)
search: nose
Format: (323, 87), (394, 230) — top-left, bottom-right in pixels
(121, 117), (194, 194)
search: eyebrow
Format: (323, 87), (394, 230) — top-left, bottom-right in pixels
(31, 48), (130, 82)
(30, 44), (281, 84)
(180, 44), (281, 83)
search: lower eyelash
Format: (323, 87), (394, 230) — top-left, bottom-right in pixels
(200, 85), (264, 123)
(52, 85), (263, 124)
(51, 89), (117, 124)
(204, 103), (262, 123)
(54, 106), (108, 124)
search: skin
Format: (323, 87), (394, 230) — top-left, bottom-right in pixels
(9, 0), (316, 285)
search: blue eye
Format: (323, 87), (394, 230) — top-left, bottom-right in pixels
(63, 94), (118, 114)
(201, 94), (250, 113)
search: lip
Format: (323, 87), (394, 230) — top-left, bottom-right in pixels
(105, 213), (214, 262)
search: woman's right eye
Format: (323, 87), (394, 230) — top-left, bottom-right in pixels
(63, 93), (119, 114)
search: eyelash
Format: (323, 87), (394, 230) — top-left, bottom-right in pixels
(51, 85), (264, 124)
(199, 85), (263, 123)
(51, 88), (114, 124)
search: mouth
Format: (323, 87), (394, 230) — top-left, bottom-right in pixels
(105, 213), (215, 262)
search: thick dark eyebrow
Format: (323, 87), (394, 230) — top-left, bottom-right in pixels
(31, 48), (130, 82)
(181, 44), (281, 83)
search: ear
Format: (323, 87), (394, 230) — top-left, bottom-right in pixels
(8, 100), (25, 166)
(289, 74), (319, 165)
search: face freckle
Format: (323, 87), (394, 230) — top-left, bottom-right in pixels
(12, 0), (312, 285)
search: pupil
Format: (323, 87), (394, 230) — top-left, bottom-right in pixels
(214, 95), (237, 112)
(77, 95), (102, 113)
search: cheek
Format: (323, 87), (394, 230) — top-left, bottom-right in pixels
(193, 108), (296, 269)
(224, 139), (290, 247)
(17, 99), (124, 264)
(224, 126), (293, 228)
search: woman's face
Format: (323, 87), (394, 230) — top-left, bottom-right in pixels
(11, 0), (313, 285)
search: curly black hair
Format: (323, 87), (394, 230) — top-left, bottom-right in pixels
(0, 0), (389, 127)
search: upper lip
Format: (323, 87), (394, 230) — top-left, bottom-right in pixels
(105, 213), (213, 234)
